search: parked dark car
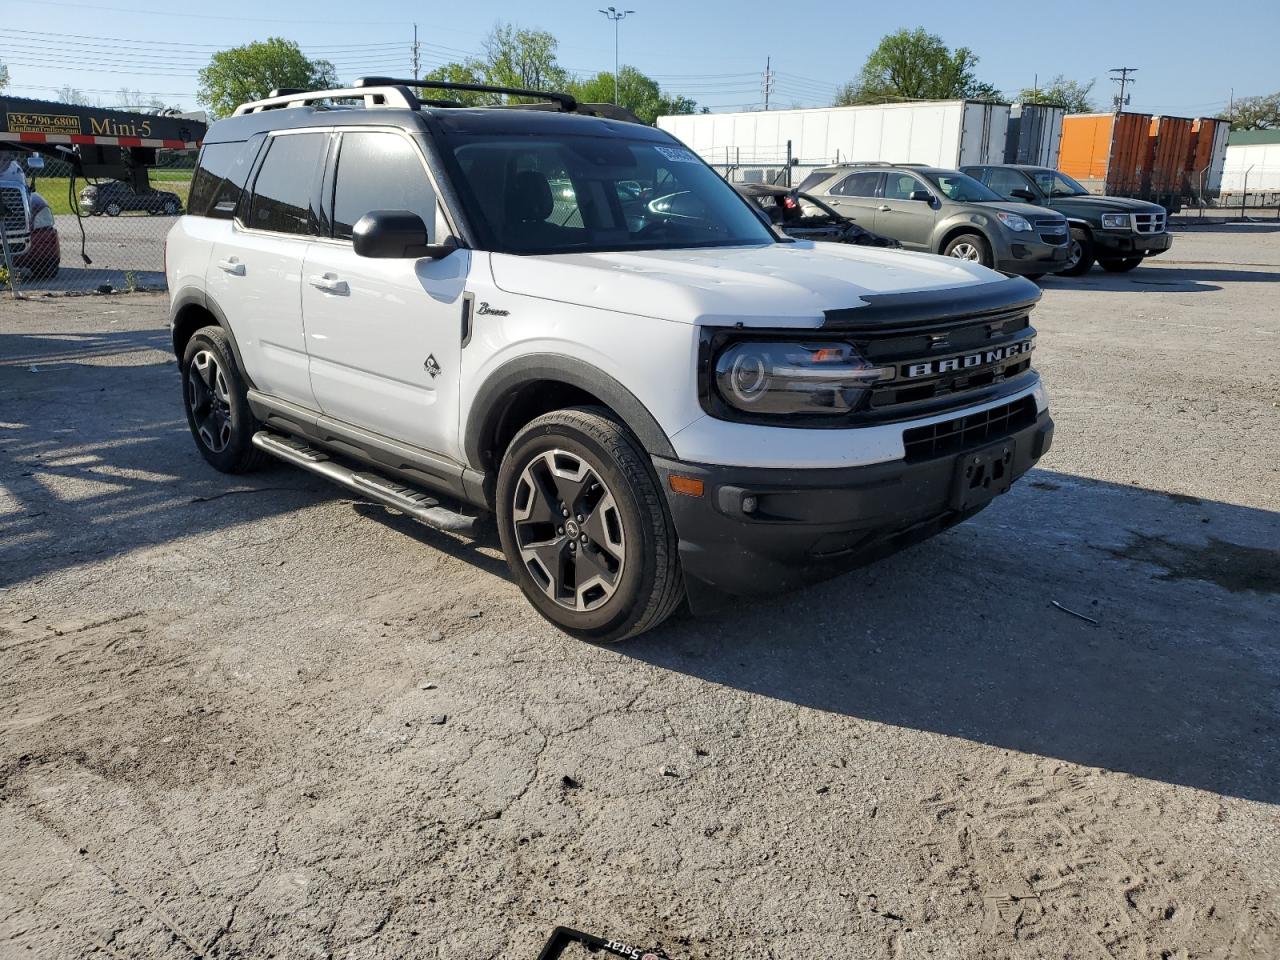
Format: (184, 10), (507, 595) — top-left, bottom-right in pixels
(80, 179), (183, 217)
(961, 164), (1172, 276)
(734, 182), (901, 247)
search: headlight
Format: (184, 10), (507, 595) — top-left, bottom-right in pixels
(1100, 213), (1130, 230)
(31, 206), (54, 229)
(996, 211), (1032, 233)
(713, 341), (893, 418)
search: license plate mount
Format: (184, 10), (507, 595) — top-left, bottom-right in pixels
(950, 440), (1016, 511)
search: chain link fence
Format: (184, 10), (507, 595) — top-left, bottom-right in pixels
(0, 149), (194, 298)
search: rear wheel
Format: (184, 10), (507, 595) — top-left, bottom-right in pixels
(1060, 227), (1095, 276)
(496, 406), (683, 642)
(180, 326), (269, 474)
(163, 199), (180, 216)
(1100, 257), (1143, 273)
(105, 202), (122, 217)
(943, 232), (993, 268)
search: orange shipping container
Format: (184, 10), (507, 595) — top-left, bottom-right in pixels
(1059, 112), (1153, 197)
(1148, 115), (1194, 194)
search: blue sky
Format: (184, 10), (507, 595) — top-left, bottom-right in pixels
(4, 0), (1276, 117)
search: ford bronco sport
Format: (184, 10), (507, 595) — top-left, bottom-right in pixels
(166, 78), (1054, 642)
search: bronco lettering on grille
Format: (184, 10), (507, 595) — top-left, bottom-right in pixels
(903, 338), (1034, 380)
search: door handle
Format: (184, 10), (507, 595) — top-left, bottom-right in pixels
(877, 205), (892, 212)
(309, 274), (349, 295)
(216, 257), (245, 276)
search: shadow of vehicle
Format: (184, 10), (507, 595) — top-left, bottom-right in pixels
(1043, 264), (1280, 293)
(616, 469), (1280, 805)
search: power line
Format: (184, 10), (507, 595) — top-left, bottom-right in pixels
(30, 0), (406, 25)
(1110, 66), (1137, 110)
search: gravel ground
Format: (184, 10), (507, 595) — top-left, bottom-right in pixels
(1, 227), (1278, 959)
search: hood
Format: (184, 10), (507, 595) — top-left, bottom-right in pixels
(1053, 194), (1166, 215)
(489, 241), (1004, 329)
(973, 200), (1065, 221)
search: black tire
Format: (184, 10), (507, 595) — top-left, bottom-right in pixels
(496, 405), (683, 643)
(1100, 257), (1144, 273)
(105, 202), (122, 217)
(1060, 227), (1095, 276)
(942, 232), (994, 268)
(180, 325), (270, 474)
(1023, 273), (1047, 281)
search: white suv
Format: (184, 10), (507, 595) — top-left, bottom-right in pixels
(166, 78), (1054, 641)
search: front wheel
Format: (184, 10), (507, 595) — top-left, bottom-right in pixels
(1100, 257), (1143, 273)
(943, 232), (994, 268)
(105, 202), (122, 217)
(1060, 227), (1095, 276)
(496, 406), (683, 642)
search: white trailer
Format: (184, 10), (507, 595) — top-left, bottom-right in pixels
(1220, 131), (1280, 197)
(657, 100), (1011, 171)
(1005, 104), (1064, 167)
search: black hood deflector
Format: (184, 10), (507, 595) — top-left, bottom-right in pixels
(822, 276), (1041, 332)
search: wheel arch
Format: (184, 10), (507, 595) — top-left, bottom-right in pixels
(465, 354), (677, 480)
(935, 220), (995, 256)
(170, 289), (253, 387)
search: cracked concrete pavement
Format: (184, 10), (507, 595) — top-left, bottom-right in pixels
(1, 225), (1278, 958)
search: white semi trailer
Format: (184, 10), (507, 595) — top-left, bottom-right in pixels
(657, 100), (1012, 173)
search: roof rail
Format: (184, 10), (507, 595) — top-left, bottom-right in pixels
(355, 76), (577, 112)
(233, 85), (417, 116)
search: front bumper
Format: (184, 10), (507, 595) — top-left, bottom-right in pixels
(995, 235), (1070, 275)
(653, 409), (1054, 610)
(13, 227), (60, 271)
(1093, 231), (1172, 259)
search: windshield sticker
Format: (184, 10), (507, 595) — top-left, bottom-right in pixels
(654, 145), (698, 164)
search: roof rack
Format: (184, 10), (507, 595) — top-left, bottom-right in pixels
(233, 85), (417, 116)
(355, 76), (577, 113)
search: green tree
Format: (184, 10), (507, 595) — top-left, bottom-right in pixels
(835, 29), (1000, 105)
(197, 38), (338, 119)
(1230, 92), (1280, 130)
(419, 23), (566, 106)
(1017, 75), (1096, 113)
(569, 66), (697, 124)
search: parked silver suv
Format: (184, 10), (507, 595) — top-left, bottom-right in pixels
(796, 164), (1070, 278)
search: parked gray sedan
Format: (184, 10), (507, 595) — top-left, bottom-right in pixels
(795, 163), (1071, 278)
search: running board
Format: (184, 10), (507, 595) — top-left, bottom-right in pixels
(252, 431), (482, 535)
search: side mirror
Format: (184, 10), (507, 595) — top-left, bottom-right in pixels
(909, 189), (934, 203)
(27, 155), (45, 171)
(353, 210), (455, 259)
(1010, 188), (1036, 202)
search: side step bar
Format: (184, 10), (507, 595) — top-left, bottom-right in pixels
(252, 430), (483, 535)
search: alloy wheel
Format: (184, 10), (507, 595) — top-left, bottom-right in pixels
(511, 449), (626, 612)
(1065, 239), (1083, 270)
(949, 242), (981, 261)
(187, 350), (233, 453)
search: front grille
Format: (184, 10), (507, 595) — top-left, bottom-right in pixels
(1133, 211), (1166, 234)
(859, 311), (1037, 416)
(902, 396), (1038, 463)
(1035, 218), (1068, 245)
(0, 185), (29, 238)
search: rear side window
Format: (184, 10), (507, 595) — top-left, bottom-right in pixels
(248, 133), (326, 235)
(831, 172), (880, 197)
(795, 171), (833, 193)
(986, 167), (1032, 197)
(331, 131), (438, 241)
(188, 137), (261, 218)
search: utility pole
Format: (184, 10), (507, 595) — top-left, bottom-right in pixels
(598, 7), (635, 105)
(1109, 67), (1137, 111)
(410, 23), (421, 80)
(762, 56), (775, 111)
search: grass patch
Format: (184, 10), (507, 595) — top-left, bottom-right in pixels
(29, 175), (192, 216)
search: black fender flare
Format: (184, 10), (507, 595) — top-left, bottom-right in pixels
(169, 287), (254, 388)
(464, 353), (677, 470)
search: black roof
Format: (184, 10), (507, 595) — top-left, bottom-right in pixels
(205, 102), (674, 145)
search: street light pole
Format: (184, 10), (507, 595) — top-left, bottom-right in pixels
(598, 6), (635, 104)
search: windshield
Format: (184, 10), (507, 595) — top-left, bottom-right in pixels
(1031, 170), (1088, 197)
(923, 171), (1003, 203)
(440, 134), (775, 254)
